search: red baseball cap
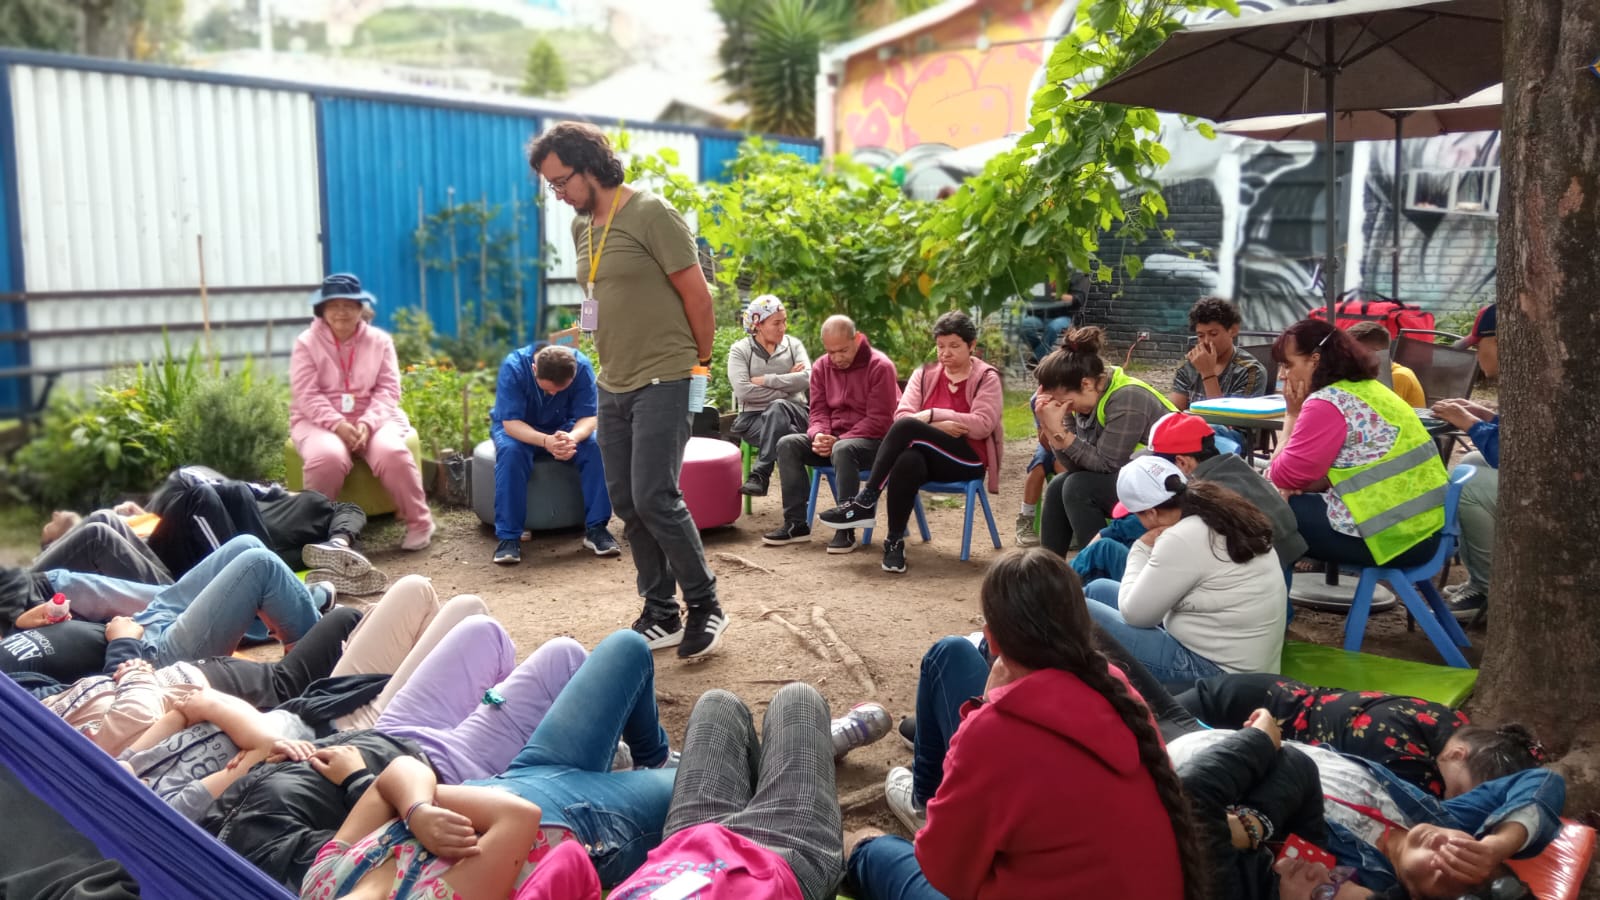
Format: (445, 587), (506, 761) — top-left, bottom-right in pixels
(1147, 412), (1215, 455)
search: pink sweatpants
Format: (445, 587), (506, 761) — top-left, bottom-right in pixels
(292, 420), (431, 529)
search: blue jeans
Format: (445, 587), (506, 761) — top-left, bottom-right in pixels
(1019, 314), (1072, 361)
(1082, 578), (1224, 690)
(910, 637), (989, 807)
(481, 630), (675, 887)
(1289, 493), (1441, 569)
(492, 430), (612, 538)
(125, 535), (321, 666)
(848, 835), (948, 900)
(597, 380), (717, 615)
(1070, 537), (1131, 583)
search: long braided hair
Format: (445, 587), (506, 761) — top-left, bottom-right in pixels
(979, 549), (1209, 900)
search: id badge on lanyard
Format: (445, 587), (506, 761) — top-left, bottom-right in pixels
(580, 283), (599, 332)
(583, 189), (622, 334)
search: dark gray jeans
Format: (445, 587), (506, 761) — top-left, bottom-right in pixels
(597, 380), (717, 616)
(774, 433), (881, 526)
(664, 685), (843, 900)
(34, 510), (172, 585)
(1040, 469), (1120, 556)
(731, 398), (808, 470)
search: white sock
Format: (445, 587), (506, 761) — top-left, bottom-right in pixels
(1020, 502), (1037, 516)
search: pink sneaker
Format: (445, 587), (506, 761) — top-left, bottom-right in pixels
(401, 518), (436, 552)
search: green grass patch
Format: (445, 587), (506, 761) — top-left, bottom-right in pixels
(1002, 389), (1039, 440)
(0, 502), (41, 558)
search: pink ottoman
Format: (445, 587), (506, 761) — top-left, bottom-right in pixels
(679, 436), (742, 529)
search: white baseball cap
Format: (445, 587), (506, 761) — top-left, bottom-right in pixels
(1116, 456), (1188, 513)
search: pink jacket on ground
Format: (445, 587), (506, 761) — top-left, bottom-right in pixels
(896, 357), (1006, 493)
(289, 318), (408, 435)
(806, 332), (901, 442)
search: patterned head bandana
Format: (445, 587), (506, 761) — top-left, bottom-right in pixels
(742, 294), (786, 334)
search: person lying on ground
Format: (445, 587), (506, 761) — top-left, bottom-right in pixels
(844, 548), (1202, 900)
(0, 535), (328, 680)
(1177, 671), (1546, 799)
(520, 683), (846, 900)
(35, 508), (173, 585)
(301, 755), (547, 900)
(1080, 456), (1287, 688)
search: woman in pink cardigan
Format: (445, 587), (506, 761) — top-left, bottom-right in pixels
(290, 275), (434, 550)
(819, 311), (1004, 574)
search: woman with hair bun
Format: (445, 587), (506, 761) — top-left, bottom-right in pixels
(1082, 456), (1287, 689)
(1033, 326), (1176, 557)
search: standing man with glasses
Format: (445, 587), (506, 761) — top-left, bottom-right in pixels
(527, 122), (729, 661)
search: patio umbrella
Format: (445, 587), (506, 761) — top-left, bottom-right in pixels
(1219, 84), (1502, 298)
(1084, 0), (1502, 312)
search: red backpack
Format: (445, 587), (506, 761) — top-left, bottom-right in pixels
(1306, 299), (1436, 340)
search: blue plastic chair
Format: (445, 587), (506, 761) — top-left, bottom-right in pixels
(921, 478), (1004, 561)
(805, 466), (929, 548)
(1343, 464), (1477, 668)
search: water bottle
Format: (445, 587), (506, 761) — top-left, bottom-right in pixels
(687, 365), (709, 413)
(43, 592), (71, 624)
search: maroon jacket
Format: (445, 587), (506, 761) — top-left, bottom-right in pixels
(806, 333), (900, 441)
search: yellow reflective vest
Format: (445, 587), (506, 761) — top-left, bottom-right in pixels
(1323, 378), (1448, 565)
(1094, 366), (1177, 451)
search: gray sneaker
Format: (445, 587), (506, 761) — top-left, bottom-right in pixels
(1014, 513), (1040, 547)
(302, 540), (373, 577)
(831, 702), (892, 759)
(305, 566), (389, 597)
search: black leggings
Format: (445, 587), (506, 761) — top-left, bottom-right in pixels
(864, 417), (983, 538)
(194, 606), (364, 708)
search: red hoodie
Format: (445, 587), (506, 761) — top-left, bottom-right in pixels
(806, 332), (900, 441)
(915, 667), (1185, 900)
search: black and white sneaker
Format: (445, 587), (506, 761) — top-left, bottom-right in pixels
(677, 603), (728, 661)
(881, 538), (907, 574)
(493, 539), (522, 565)
(632, 608), (683, 650)
(307, 580), (338, 613)
(898, 715), (917, 751)
(302, 540), (372, 577)
(826, 529), (858, 554)
(1447, 589), (1488, 625)
(818, 497), (877, 530)
(762, 521), (811, 545)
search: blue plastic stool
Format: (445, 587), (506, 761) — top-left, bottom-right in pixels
(1343, 464), (1477, 668)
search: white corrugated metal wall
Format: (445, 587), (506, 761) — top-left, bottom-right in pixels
(8, 64), (322, 390)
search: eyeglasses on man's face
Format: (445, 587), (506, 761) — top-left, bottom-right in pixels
(546, 168), (579, 195)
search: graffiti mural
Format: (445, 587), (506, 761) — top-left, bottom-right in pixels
(835, 0), (1501, 332)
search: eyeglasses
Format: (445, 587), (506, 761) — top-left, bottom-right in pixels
(545, 168), (579, 195)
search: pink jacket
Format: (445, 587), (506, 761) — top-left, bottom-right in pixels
(289, 318), (407, 434)
(897, 357), (1006, 493)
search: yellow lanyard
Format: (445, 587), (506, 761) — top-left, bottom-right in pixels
(585, 187), (623, 297)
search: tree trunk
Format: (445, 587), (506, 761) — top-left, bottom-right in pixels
(1474, 0), (1600, 815)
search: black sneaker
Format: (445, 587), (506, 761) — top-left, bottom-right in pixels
(632, 608), (683, 650)
(826, 529), (857, 554)
(740, 471), (770, 497)
(677, 602), (728, 661)
(583, 527), (622, 557)
(493, 539), (521, 565)
(898, 715), (916, 751)
(1447, 589), (1488, 624)
(881, 537), (907, 573)
(762, 521), (811, 546)
(819, 497), (877, 530)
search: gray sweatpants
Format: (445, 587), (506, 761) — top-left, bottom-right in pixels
(664, 685), (844, 900)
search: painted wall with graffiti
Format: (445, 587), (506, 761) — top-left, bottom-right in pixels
(830, 0), (1500, 340)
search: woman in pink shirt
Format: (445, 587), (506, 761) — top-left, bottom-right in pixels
(290, 275), (434, 551)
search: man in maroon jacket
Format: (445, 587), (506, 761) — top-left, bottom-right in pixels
(764, 315), (900, 554)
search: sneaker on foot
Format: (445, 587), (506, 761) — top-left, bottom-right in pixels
(885, 767), (926, 833)
(610, 740), (633, 771)
(740, 471), (770, 497)
(302, 540), (373, 576)
(307, 580), (338, 614)
(583, 527), (622, 557)
(493, 539), (521, 565)
(677, 602), (728, 661)
(826, 529), (858, 554)
(818, 497), (877, 530)
(881, 537), (907, 574)
(1447, 589), (1488, 624)
(762, 521), (811, 546)
(1014, 513), (1040, 547)
(520, 529), (532, 542)
(831, 702), (892, 759)
(401, 518), (436, 552)
(898, 716), (916, 751)
(635, 748), (681, 770)
(305, 566), (389, 597)
(632, 608), (683, 650)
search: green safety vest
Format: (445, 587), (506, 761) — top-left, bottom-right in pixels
(1094, 366), (1178, 451)
(1323, 378), (1448, 565)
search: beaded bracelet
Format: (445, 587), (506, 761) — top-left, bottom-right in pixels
(403, 800), (430, 830)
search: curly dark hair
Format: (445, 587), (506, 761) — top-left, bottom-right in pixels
(1188, 297), (1242, 331)
(932, 310), (977, 344)
(526, 122), (625, 188)
(980, 550), (1209, 900)
(1270, 318), (1378, 391)
(1033, 325), (1108, 390)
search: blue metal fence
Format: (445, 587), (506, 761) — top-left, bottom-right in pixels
(318, 97), (545, 345)
(0, 63), (25, 415)
(699, 135), (823, 183)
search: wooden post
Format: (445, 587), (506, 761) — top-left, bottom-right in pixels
(197, 235), (213, 356)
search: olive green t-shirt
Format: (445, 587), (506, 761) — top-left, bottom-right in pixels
(572, 190), (701, 393)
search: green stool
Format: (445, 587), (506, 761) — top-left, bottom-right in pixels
(283, 431), (424, 516)
(739, 441), (757, 514)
